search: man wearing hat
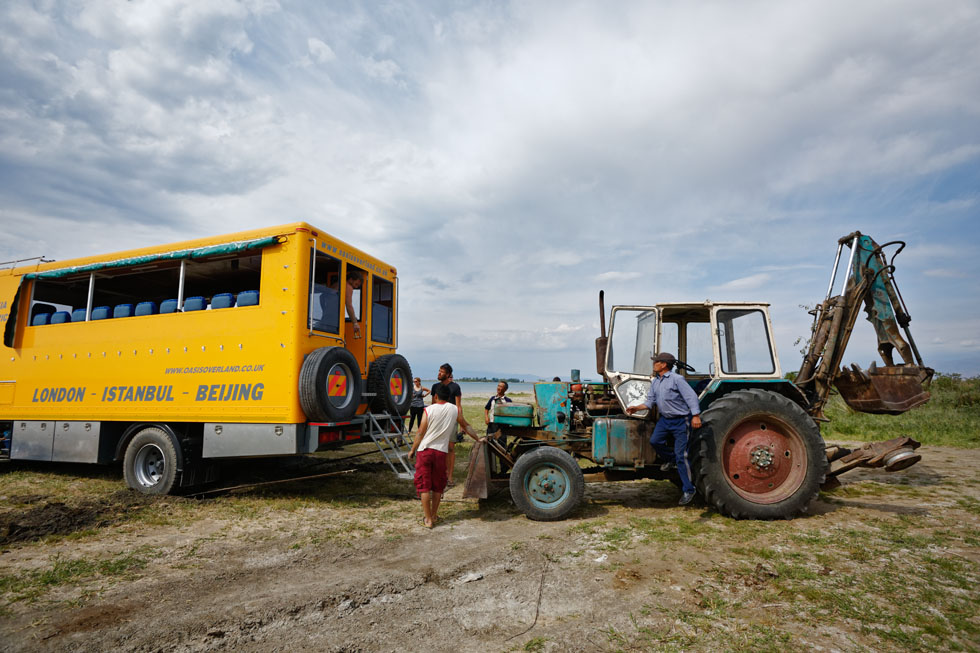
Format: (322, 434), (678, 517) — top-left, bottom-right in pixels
(626, 352), (702, 505)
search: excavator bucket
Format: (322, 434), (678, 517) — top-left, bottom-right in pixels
(834, 363), (934, 415)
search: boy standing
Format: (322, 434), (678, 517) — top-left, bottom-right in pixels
(409, 384), (481, 528)
(484, 381), (513, 436)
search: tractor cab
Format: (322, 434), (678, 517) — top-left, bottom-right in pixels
(602, 301), (782, 415)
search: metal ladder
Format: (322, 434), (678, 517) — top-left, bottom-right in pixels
(0, 424), (10, 459)
(363, 412), (415, 480)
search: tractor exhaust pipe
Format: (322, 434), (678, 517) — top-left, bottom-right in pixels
(595, 290), (608, 378)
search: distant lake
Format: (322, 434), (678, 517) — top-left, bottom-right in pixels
(420, 380), (538, 398)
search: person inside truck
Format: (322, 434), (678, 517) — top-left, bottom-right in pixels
(345, 269), (363, 339)
(625, 352), (702, 506)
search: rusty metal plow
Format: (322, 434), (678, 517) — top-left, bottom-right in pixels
(822, 436), (922, 490)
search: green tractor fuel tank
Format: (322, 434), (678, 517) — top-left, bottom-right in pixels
(592, 417), (657, 468)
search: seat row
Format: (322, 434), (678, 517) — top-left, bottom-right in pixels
(32, 290), (259, 325)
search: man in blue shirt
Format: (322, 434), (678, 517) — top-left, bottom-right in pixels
(626, 352), (702, 505)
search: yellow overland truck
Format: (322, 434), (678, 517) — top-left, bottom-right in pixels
(0, 223), (413, 494)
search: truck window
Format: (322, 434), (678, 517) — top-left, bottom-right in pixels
(607, 308), (656, 376)
(346, 266), (364, 324)
(309, 249), (341, 333)
(182, 254), (261, 306)
(28, 251), (261, 323)
(371, 276), (394, 344)
(717, 309), (775, 374)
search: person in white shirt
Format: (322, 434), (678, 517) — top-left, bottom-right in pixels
(408, 384), (482, 528)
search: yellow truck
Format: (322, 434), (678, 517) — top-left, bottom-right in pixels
(0, 223), (414, 494)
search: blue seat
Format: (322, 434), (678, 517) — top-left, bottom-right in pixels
(183, 296), (206, 312)
(312, 287), (339, 332)
(160, 299), (178, 314)
(91, 306), (110, 320)
(32, 312), (52, 326)
(135, 301), (157, 316)
(211, 293), (234, 309)
(113, 304), (134, 319)
(71, 308), (88, 322)
(371, 303), (392, 342)
(237, 289), (259, 306)
(50, 311), (71, 324)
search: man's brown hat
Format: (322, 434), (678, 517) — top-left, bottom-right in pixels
(652, 352), (676, 364)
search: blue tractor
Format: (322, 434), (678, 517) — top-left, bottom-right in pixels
(465, 232), (932, 520)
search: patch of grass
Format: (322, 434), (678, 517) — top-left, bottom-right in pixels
(1, 549), (153, 606)
(566, 520), (604, 536)
(522, 637), (548, 652)
(955, 497), (980, 515)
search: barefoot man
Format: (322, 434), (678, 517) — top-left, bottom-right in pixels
(409, 384), (482, 528)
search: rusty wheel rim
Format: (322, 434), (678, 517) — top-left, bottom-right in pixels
(721, 414), (807, 504)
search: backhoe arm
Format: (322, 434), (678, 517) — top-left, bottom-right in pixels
(796, 232), (933, 420)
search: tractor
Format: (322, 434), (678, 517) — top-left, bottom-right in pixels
(464, 232), (933, 520)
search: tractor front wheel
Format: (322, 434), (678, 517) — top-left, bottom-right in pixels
(694, 389), (826, 519)
(509, 446), (585, 521)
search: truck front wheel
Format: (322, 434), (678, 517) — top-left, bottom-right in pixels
(123, 427), (179, 495)
(509, 447), (585, 521)
(694, 389), (826, 519)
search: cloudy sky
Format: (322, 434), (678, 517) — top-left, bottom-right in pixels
(1, 0), (978, 379)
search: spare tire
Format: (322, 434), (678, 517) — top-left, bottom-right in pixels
(367, 354), (413, 414)
(299, 347), (362, 422)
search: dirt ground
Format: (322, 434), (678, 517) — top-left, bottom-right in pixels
(1, 442), (978, 653)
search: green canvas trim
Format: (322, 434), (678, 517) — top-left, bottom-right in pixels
(24, 236), (281, 281)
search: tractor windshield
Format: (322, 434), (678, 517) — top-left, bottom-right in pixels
(606, 308), (657, 377)
(716, 309), (775, 374)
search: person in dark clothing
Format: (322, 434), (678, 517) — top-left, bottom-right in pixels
(408, 377), (428, 432)
(430, 363), (462, 485)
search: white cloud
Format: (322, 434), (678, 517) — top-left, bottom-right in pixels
(307, 37), (335, 64)
(711, 273), (773, 292)
(597, 271), (642, 282)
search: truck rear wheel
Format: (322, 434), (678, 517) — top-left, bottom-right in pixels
(299, 347), (362, 422)
(694, 389), (826, 519)
(367, 354), (413, 415)
(509, 446), (585, 521)
(123, 427), (179, 495)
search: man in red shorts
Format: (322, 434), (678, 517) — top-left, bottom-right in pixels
(409, 383), (481, 528)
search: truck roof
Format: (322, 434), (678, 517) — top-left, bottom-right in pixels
(0, 222), (397, 278)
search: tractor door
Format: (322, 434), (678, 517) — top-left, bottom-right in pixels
(604, 306), (659, 416)
(709, 305), (782, 378)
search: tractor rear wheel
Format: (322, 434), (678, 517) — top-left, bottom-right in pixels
(509, 446), (585, 521)
(694, 389), (826, 519)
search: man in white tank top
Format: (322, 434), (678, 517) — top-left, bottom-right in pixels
(409, 384), (481, 528)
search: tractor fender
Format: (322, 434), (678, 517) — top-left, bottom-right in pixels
(701, 380), (810, 414)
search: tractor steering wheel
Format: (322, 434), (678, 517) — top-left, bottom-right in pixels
(675, 360), (696, 373)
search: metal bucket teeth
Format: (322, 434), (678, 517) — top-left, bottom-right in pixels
(834, 364), (934, 415)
